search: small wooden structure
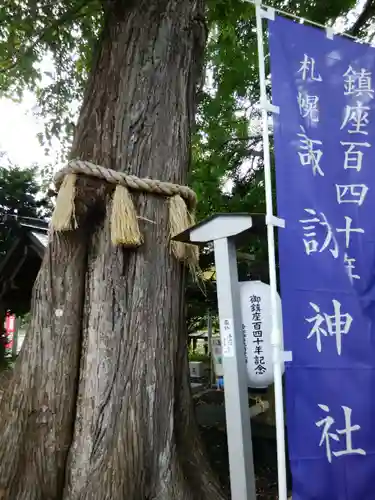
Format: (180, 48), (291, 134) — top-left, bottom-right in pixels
(0, 215), (48, 316)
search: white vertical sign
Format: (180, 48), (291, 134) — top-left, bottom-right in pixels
(220, 318), (234, 357)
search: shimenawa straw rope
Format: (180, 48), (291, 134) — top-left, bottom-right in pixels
(51, 160), (198, 265)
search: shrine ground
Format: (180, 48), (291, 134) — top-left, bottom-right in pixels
(0, 370), (287, 498)
(195, 389), (292, 499)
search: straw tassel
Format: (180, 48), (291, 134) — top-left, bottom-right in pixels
(110, 184), (143, 246)
(186, 210), (199, 267)
(169, 194), (199, 267)
(51, 173), (78, 231)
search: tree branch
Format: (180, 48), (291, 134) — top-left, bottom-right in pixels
(349, 0), (375, 36)
(219, 136), (261, 151)
(0, 0), (97, 75)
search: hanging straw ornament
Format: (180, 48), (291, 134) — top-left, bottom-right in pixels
(110, 184), (142, 246)
(51, 173), (78, 230)
(51, 160), (198, 264)
(169, 194), (199, 267)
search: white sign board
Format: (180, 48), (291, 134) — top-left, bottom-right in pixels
(240, 280), (284, 389)
(220, 318), (234, 357)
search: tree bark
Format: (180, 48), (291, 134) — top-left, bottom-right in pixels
(0, 233), (88, 499)
(0, 1), (226, 499)
(349, 0), (375, 36)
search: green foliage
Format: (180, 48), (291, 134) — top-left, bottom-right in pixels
(284, 0), (360, 23)
(188, 350), (210, 363)
(0, 163), (51, 255)
(0, 0), (366, 326)
(189, 0), (360, 321)
(0, 0), (103, 155)
(0, 165), (51, 217)
(19, 311), (31, 328)
(193, 0), (360, 228)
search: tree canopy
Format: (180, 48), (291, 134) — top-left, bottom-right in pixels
(0, 0), (372, 324)
(0, 162), (51, 255)
(1, 1), (375, 498)
(1, 0), (368, 172)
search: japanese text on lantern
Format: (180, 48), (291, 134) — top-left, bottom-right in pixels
(250, 295), (266, 375)
(243, 323), (248, 363)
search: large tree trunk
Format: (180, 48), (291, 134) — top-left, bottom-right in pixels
(0, 233), (88, 499)
(0, 1), (226, 499)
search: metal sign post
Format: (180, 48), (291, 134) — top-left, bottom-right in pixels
(214, 233), (256, 500)
(173, 213), (285, 500)
(253, 3), (289, 500)
(241, 1), (289, 498)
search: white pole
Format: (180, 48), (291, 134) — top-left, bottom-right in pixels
(207, 310), (212, 356)
(207, 310), (216, 386)
(254, 3), (288, 500)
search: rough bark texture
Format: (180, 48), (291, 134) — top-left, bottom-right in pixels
(0, 1), (226, 499)
(0, 233), (88, 499)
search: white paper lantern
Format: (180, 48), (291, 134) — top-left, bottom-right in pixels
(239, 280), (284, 389)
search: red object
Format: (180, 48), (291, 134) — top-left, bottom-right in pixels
(4, 313), (16, 349)
(5, 314), (15, 334)
(4, 338), (13, 349)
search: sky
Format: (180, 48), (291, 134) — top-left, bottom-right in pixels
(0, 99), (41, 166)
(0, 50), (59, 169)
(0, 0), (366, 170)
(0, 91), (48, 167)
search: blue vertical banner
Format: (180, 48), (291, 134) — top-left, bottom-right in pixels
(269, 16), (375, 500)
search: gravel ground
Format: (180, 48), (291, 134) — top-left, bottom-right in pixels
(200, 425), (279, 499)
(196, 388), (289, 499)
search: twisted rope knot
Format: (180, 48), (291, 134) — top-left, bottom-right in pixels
(51, 159), (198, 266)
(54, 160), (197, 210)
